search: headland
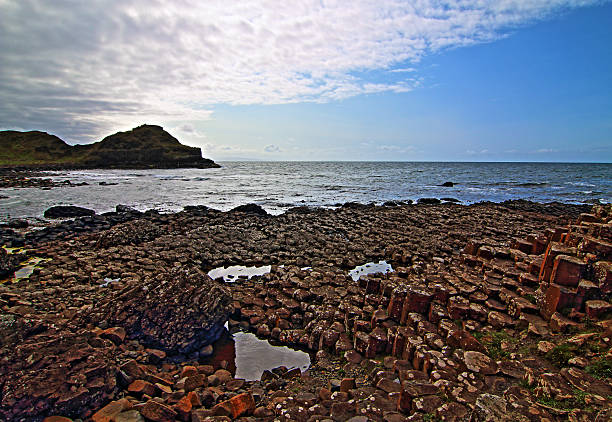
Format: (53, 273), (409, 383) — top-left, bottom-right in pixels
(0, 124), (219, 169)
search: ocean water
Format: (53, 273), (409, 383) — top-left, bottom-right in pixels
(0, 162), (610, 222)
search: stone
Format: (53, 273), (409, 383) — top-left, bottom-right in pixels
(340, 378), (356, 393)
(330, 401), (356, 420)
(99, 326), (126, 345)
(551, 255), (586, 287)
(377, 378), (402, 393)
(487, 311), (514, 329)
(497, 360), (526, 379)
(43, 417), (74, 422)
(463, 351), (498, 375)
(542, 283), (577, 320)
(402, 286), (433, 316)
(436, 402), (469, 421)
(92, 398), (131, 422)
(593, 260), (612, 294)
(585, 300), (612, 319)
(140, 400), (177, 422)
(212, 393), (255, 418)
(537, 341), (556, 354)
(184, 374), (207, 392)
(411, 395), (442, 413)
(44, 205), (96, 218)
(84, 266), (232, 355)
(128, 380), (157, 397)
(146, 348), (167, 363)
(115, 410), (145, 422)
(549, 312), (582, 332)
(181, 365), (199, 378)
(229, 203), (268, 215)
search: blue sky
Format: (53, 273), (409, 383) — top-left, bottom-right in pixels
(1, 1), (611, 161)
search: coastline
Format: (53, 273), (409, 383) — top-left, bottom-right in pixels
(1, 198), (610, 421)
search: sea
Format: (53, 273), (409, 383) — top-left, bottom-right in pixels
(1, 162), (610, 223)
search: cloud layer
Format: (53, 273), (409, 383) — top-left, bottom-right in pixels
(0, 0), (603, 142)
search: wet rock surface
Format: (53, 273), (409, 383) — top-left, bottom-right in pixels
(44, 205), (96, 218)
(0, 201), (610, 421)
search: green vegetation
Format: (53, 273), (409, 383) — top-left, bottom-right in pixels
(423, 414), (441, 422)
(474, 330), (517, 360)
(536, 389), (592, 412)
(545, 343), (578, 367)
(586, 357), (612, 379)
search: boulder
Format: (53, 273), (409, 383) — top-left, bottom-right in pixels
(44, 205), (95, 218)
(83, 266), (232, 355)
(229, 203), (268, 216)
(0, 247), (21, 278)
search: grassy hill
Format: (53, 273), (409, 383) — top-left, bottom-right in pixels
(0, 125), (219, 169)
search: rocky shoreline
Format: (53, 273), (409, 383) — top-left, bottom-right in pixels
(0, 200), (611, 421)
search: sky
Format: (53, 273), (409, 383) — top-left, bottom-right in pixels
(0, 0), (611, 162)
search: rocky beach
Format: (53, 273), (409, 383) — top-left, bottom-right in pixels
(1, 188), (611, 421)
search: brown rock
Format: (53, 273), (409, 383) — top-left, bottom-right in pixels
(340, 378), (356, 393)
(212, 392), (255, 419)
(542, 283), (577, 320)
(497, 360), (526, 379)
(43, 417), (73, 422)
(121, 359), (146, 379)
(411, 395), (443, 413)
(115, 410), (144, 422)
(86, 267), (232, 355)
(487, 311), (514, 329)
(140, 400), (177, 422)
(184, 374), (207, 392)
(99, 326), (126, 345)
(593, 260), (612, 294)
(174, 394), (193, 421)
(92, 398), (131, 422)
(436, 402), (469, 421)
(377, 378), (402, 393)
(181, 365), (198, 378)
(146, 348), (167, 363)
(213, 369), (232, 384)
(585, 300), (612, 319)
(253, 406), (274, 418)
(551, 255), (586, 287)
(549, 312), (582, 332)
(463, 351), (498, 375)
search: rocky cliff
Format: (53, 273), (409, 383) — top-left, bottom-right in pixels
(0, 124), (220, 169)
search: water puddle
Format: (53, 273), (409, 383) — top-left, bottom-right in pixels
(2, 246), (26, 255)
(100, 277), (121, 287)
(203, 329), (311, 381)
(349, 260), (393, 281)
(1, 257), (49, 284)
(208, 265), (271, 282)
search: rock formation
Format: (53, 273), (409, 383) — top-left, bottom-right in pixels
(0, 124), (220, 169)
(0, 201), (609, 421)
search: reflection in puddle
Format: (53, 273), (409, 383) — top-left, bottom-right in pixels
(203, 329), (311, 381)
(208, 265), (271, 282)
(1, 257), (49, 284)
(2, 246), (26, 255)
(349, 260), (393, 281)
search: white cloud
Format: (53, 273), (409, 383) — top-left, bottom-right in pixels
(388, 68), (417, 73)
(0, 0), (604, 141)
(264, 144), (281, 153)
